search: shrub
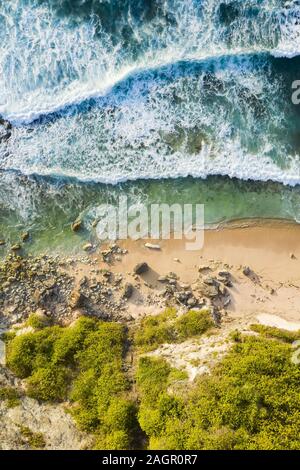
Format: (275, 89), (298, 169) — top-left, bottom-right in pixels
(6, 333), (37, 378)
(176, 309), (214, 340)
(250, 324), (300, 343)
(134, 308), (213, 351)
(18, 425), (46, 449)
(5, 317), (136, 448)
(0, 386), (20, 408)
(26, 313), (51, 329)
(94, 430), (130, 450)
(26, 365), (70, 401)
(134, 308), (177, 351)
(136, 335), (300, 450)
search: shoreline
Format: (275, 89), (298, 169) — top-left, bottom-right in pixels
(105, 219), (300, 325)
(1, 217), (300, 331)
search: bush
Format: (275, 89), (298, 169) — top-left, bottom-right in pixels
(94, 430), (130, 450)
(5, 317), (136, 448)
(18, 425), (46, 449)
(176, 309), (214, 340)
(134, 308), (213, 351)
(26, 365), (70, 401)
(134, 308), (177, 351)
(250, 324), (300, 343)
(136, 335), (300, 450)
(26, 313), (51, 329)
(0, 386), (20, 408)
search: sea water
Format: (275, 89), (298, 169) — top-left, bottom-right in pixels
(0, 0), (300, 252)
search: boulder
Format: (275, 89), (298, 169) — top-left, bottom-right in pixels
(123, 283), (134, 299)
(71, 220), (82, 232)
(82, 243), (93, 252)
(133, 262), (149, 275)
(21, 232), (30, 242)
(243, 266), (251, 277)
(0, 118), (12, 143)
(69, 290), (86, 309)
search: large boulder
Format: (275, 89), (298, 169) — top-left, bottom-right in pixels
(133, 262), (149, 275)
(0, 118), (12, 143)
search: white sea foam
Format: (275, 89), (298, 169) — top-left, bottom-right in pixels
(0, 0), (300, 124)
(0, 0), (300, 188)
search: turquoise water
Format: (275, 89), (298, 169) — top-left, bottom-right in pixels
(1, 1), (300, 251)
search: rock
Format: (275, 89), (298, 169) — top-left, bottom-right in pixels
(198, 265), (210, 272)
(243, 266), (251, 277)
(203, 276), (218, 286)
(218, 271), (231, 279)
(167, 272), (178, 280)
(0, 240), (5, 246)
(173, 258), (180, 263)
(11, 244), (21, 252)
(200, 283), (219, 298)
(71, 220), (82, 232)
(0, 118), (12, 143)
(290, 253), (296, 260)
(158, 276), (168, 283)
(187, 297), (197, 307)
(179, 283), (190, 290)
(82, 243), (93, 252)
(223, 296), (231, 308)
(123, 283), (134, 299)
(133, 262), (149, 275)
(219, 284), (228, 296)
(211, 307), (222, 325)
(144, 243), (161, 250)
(69, 290), (86, 309)
(21, 232), (29, 242)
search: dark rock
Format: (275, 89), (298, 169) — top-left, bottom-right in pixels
(243, 266), (251, 277)
(218, 271), (231, 279)
(21, 232), (30, 242)
(123, 283), (134, 299)
(203, 276), (219, 286)
(0, 118), (12, 143)
(71, 220), (82, 232)
(133, 262), (149, 275)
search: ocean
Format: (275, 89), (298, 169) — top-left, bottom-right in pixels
(1, 0), (300, 251)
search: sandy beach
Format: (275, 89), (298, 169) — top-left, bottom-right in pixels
(97, 219), (300, 327)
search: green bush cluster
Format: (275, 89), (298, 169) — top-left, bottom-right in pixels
(136, 333), (300, 450)
(5, 315), (300, 450)
(26, 312), (51, 329)
(18, 425), (46, 449)
(250, 323), (300, 343)
(5, 317), (138, 449)
(0, 386), (20, 408)
(134, 308), (213, 351)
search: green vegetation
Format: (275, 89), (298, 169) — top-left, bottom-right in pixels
(5, 317), (138, 449)
(136, 333), (300, 450)
(0, 386), (20, 408)
(26, 312), (51, 329)
(18, 425), (46, 449)
(4, 316), (300, 450)
(251, 324), (300, 343)
(134, 308), (214, 351)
